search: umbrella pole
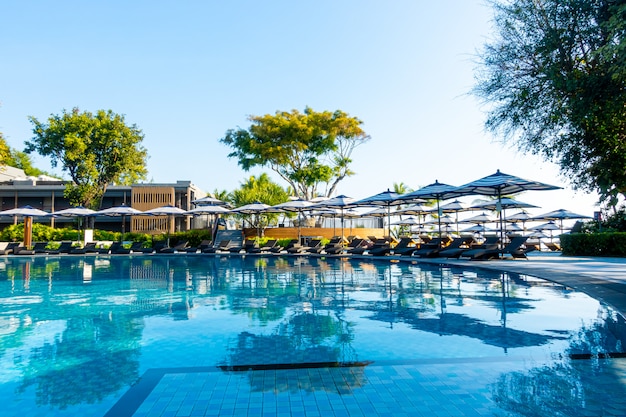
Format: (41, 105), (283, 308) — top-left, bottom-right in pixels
(436, 199), (443, 248)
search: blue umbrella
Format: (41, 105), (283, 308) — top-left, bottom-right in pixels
(354, 189), (420, 237)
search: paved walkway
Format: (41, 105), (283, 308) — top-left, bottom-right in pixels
(412, 252), (626, 315)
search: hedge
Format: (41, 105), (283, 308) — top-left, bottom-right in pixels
(560, 232), (626, 257)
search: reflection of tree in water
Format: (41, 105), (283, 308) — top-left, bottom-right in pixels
(223, 311), (366, 394)
(15, 314), (143, 409)
(492, 309), (626, 415)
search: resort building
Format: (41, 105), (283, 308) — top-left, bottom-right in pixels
(0, 166), (204, 234)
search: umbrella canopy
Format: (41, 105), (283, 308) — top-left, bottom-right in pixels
(470, 197), (539, 211)
(0, 205), (49, 217)
(530, 221), (560, 231)
(311, 195), (356, 241)
(392, 217), (421, 226)
(191, 195), (229, 206)
(266, 199), (314, 241)
(94, 205), (144, 235)
(0, 205), (49, 248)
(506, 211), (532, 222)
(361, 207), (388, 217)
(398, 181), (463, 244)
(354, 189), (411, 237)
(532, 208), (592, 233)
(142, 205), (188, 216)
(462, 213), (495, 224)
(95, 205), (144, 216)
(185, 205), (231, 215)
(229, 202), (272, 214)
(396, 203), (431, 216)
(454, 170), (560, 247)
(50, 206), (97, 217)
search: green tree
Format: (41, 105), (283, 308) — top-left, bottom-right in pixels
(220, 107), (370, 200)
(474, 0), (626, 206)
(26, 108), (148, 208)
(0, 132), (10, 164)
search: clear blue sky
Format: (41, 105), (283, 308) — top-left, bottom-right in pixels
(0, 0), (599, 217)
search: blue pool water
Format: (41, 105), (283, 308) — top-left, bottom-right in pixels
(1, 254), (626, 416)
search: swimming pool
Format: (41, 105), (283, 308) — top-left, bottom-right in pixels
(1, 254), (626, 416)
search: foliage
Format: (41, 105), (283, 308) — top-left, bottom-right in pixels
(221, 107), (370, 199)
(474, 0), (626, 206)
(561, 232), (626, 256)
(0, 132), (11, 164)
(26, 108), (148, 209)
(583, 206), (626, 232)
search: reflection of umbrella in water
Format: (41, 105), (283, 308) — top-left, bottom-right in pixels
(0, 205), (49, 248)
(94, 205), (144, 236)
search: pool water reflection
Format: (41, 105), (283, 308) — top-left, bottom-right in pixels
(1, 255), (626, 416)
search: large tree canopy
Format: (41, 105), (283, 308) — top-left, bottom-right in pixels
(474, 0), (626, 206)
(220, 107), (370, 200)
(26, 108), (148, 209)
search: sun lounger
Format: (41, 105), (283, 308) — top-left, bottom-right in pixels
(45, 241), (75, 255)
(130, 241), (156, 253)
(13, 245), (36, 255)
(248, 239), (278, 254)
(461, 236), (529, 260)
(544, 241), (562, 251)
(31, 242), (51, 254)
(0, 242), (20, 255)
(203, 240), (231, 253)
(439, 237), (494, 258)
(69, 242), (103, 254)
(182, 240), (212, 253)
(369, 241), (392, 256)
(159, 241), (189, 253)
(391, 237), (418, 256)
(304, 239), (324, 254)
(229, 240), (259, 253)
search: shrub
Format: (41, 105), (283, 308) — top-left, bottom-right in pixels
(561, 233), (626, 257)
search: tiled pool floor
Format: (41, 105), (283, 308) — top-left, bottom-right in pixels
(111, 357), (626, 417)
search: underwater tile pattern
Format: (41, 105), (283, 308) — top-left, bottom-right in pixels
(130, 357), (626, 417)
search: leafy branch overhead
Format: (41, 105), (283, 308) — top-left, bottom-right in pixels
(474, 0), (626, 207)
(26, 108), (148, 209)
(220, 107), (370, 200)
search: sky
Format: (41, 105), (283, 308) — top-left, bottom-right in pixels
(0, 0), (602, 222)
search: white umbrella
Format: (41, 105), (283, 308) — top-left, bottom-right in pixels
(266, 199), (314, 241)
(230, 202), (272, 237)
(191, 195), (229, 206)
(94, 205), (144, 235)
(531, 208), (592, 233)
(311, 195), (356, 241)
(353, 189), (413, 237)
(50, 206), (97, 242)
(185, 205), (231, 215)
(142, 205), (188, 237)
(0, 205), (49, 248)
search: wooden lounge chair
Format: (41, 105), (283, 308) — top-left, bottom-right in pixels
(544, 241), (562, 251)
